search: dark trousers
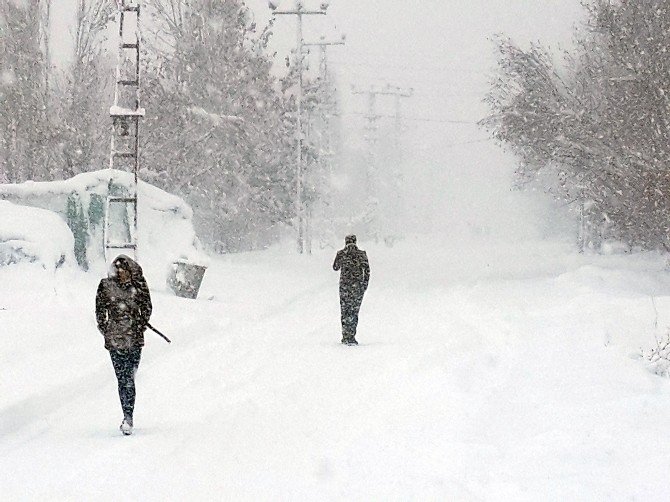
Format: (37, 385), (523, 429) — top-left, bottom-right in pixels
(340, 283), (365, 341)
(109, 348), (142, 421)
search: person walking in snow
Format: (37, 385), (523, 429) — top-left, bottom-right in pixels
(95, 254), (152, 435)
(333, 235), (370, 345)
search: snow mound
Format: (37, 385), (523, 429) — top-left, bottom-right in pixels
(0, 200), (74, 269)
(0, 169), (209, 287)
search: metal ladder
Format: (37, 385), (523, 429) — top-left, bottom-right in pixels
(105, 0), (144, 260)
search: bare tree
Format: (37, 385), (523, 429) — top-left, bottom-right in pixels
(54, 0), (115, 178)
(0, 0), (50, 182)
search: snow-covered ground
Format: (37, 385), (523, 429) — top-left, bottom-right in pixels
(2, 233), (670, 500)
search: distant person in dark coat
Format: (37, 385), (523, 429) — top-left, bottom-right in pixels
(95, 254), (152, 435)
(333, 235), (370, 345)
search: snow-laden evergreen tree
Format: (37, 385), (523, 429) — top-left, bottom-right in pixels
(483, 0), (670, 251)
(143, 0), (296, 252)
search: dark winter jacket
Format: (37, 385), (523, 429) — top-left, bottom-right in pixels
(95, 255), (152, 351)
(333, 244), (370, 291)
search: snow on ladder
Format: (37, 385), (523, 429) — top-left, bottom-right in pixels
(106, 0), (144, 260)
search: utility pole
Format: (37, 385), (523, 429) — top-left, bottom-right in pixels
(352, 86), (381, 202)
(391, 86), (413, 242)
(303, 36), (345, 175)
(391, 87), (413, 163)
(302, 35), (345, 252)
(352, 84), (412, 240)
(270, 1), (328, 254)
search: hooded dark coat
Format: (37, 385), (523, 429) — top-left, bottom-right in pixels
(95, 255), (152, 351)
(333, 243), (370, 291)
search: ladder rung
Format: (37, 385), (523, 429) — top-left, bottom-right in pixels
(108, 197), (137, 203)
(113, 152), (136, 158)
(110, 106), (144, 117)
(106, 244), (138, 250)
(118, 80), (139, 86)
(122, 43), (139, 49)
(122, 5), (140, 12)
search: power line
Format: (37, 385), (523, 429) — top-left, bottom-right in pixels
(341, 112), (477, 125)
(442, 138), (492, 148)
(329, 58), (485, 75)
(339, 75), (487, 95)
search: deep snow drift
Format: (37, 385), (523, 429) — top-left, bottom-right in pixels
(2, 233), (670, 500)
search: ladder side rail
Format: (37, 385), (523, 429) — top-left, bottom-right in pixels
(133, 3), (141, 257)
(103, 194), (111, 261)
(106, 0), (142, 262)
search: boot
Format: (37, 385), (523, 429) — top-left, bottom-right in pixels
(120, 416), (133, 436)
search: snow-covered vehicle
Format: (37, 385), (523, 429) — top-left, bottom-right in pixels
(0, 200), (75, 269)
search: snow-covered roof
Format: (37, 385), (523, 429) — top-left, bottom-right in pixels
(0, 169), (193, 220)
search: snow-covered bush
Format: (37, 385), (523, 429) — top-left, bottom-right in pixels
(0, 200), (75, 269)
(600, 240), (631, 256)
(644, 332), (670, 378)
